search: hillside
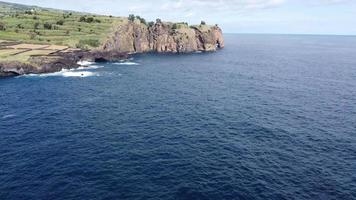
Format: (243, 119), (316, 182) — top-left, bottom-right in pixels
(0, 1), (122, 48)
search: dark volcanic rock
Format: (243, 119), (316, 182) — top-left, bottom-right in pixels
(0, 61), (37, 77)
(0, 50), (128, 77)
(83, 51), (129, 62)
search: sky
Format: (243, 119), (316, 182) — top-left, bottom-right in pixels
(3, 0), (356, 35)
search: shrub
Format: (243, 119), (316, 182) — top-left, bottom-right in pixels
(172, 23), (178, 30)
(156, 18), (162, 23)
(25, 10), (33, 15)
(128, 14), (135, 22)
(56, 20), (65, 25)
(52, 25), (59, 30)
(86, 17), (94, 23)
(0, 22), (6, 31)
(201, 21), (206, 25)
(135, 16), (147, 25)
(139, 17), (147, 25)
(79, 16), (86, 22)
(43, 22), (52, 30)
(79, 16), (98, 23)
(17, 24), (24, 29)
(148, 21), (155, 27)
(34, 22), (40, 29)
(33, 16), (39, 20)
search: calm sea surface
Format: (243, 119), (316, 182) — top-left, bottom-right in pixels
(1, 34), (356, 200)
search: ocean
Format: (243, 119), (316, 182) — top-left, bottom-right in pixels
(1, 34), (355, 199)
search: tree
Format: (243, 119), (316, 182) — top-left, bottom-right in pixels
(201, 21), (206, 25)
(128, 14), (135, 22)
(156, 18), (162, 23)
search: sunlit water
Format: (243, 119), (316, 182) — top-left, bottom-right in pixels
(1, 34), (356, 200)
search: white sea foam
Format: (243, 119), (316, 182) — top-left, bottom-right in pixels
(62, 71), (96, 77)
(2, 114), (16, 119)
(77, 60), (95, 66)
(114, 62), (140, 66)
(77, 65), (104, 70)
(22, 69), (97, 78)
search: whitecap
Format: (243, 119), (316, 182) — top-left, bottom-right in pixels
(77, 60), (95, 66)
(114, 62), (140, 66)
(77, 65), (104, 70)
(22, 69), (97, 78)
(2, 114), (16, 119)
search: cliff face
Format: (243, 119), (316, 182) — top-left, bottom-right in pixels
(102, 20), (224, 53)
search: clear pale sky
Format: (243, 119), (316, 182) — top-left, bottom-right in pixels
(4, 0), (356, 35)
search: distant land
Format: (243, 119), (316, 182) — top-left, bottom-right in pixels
(0, 1), (224, 77)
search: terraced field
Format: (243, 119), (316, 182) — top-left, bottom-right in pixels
(0, 1), (124, 49)
(0, 40), (79, 62)
(0, 1), (129, 63)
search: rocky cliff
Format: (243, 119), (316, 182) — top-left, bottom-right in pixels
(102, 20), (224, 53)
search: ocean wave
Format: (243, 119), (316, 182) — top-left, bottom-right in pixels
(114, 61), (140, 66)
(2, 114), (16, 119)
(77, 65), (104, 70)
(77, 60), (95, 66)
(22, 69), (98, 78)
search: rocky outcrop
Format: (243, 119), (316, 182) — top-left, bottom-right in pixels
(0, 50), (128, 77)
(102, 20), (224, 53)
(1, 20), (224, 77)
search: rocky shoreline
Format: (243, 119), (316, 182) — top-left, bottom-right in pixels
(1, 21), (224, 77)
(0, 50), (129, 77)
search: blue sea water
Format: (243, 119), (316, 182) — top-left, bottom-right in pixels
(1, 34), (356, 200)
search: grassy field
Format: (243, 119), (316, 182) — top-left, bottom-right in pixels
(0, 1), (124, 49)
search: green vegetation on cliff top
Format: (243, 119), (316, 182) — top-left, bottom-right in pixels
(0, 1), (214, 64)
(0, 1), (123, 48)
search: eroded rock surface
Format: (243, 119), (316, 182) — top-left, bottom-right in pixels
(102, 21), (224, 53)
(0, 50), (128, 77)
